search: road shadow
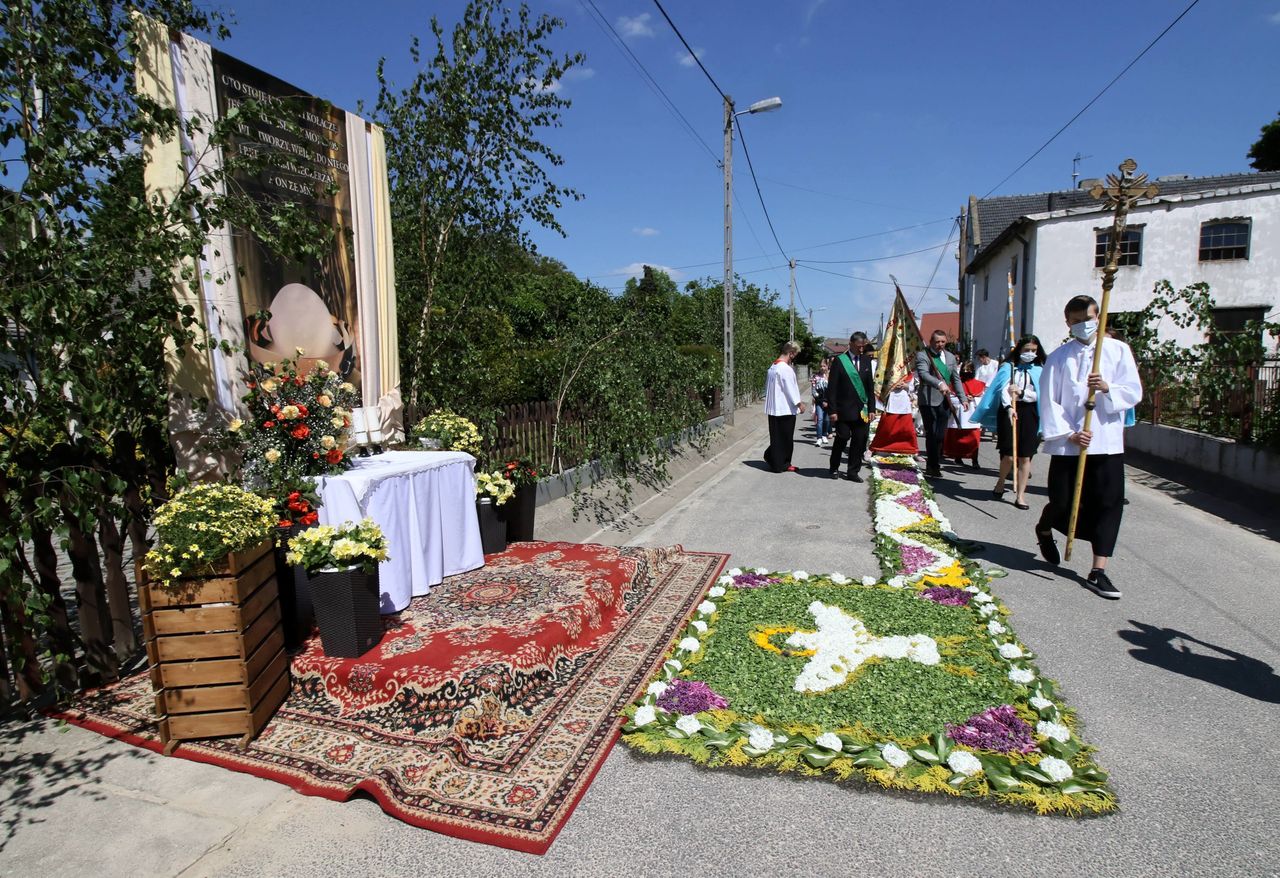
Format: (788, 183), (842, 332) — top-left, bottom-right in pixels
(0, 714), (148, 853)
(1118, 620), (1280, 703)
(964, 536), (1080, 584)
(1125, 451), (1280, 543)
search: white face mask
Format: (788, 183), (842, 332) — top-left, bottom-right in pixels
(1019, 351), (1037, 363)
(1069, 318), (1099, 342)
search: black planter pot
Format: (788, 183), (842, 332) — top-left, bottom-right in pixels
(274, 524), (315, 654)
(497, 485), (536, 542)
(476, 497), (508, 555)
(305, 565), (384, 659)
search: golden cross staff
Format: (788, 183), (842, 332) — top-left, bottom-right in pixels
(1064, 158), (1159, 561)
(1006, 266), (1018, 497)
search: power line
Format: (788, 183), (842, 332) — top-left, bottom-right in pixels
(798, 241), (951, 265)
(982, 0), (1202, 197)
(650, 0), (726, 99)
(735, 123), (790, 261)
(791, 218), (953, 254)
(913, 217), (960, 311)
(797, 263), (952, 292)
(579, 0), (719, 166)
(759, 176), (932, 214)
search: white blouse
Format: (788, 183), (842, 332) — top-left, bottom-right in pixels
(764, 361), (802, 416)
(1000, 366), (1039, 406)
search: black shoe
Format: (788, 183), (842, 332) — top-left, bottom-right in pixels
(924, 467), (943, 478)
(992, 486), (1006, 500)
(828, 470), (842, 480)
(848, 472), (864, 483)
(1035, 527), (1060, 566)
(1085, 569), (1121, 600)
(1014, 501), (1030, 510)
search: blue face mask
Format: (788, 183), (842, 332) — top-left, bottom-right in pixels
(1070, 319), (1099, 342)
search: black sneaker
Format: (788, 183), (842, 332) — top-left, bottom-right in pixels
(848, 472), (864, 483)
(828, 470), (842, 480)
(1035, 527), (1060, 566)
(1085, 569), (1121, 600)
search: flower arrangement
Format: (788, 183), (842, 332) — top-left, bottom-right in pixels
(475, 470), (516, 505)
(285, 519), (389, 575)
(500, 458), (540, 488)
(414, 410), (482, 455)
(619, 454), (1116, 816)
(143, 482), (277, 588)
(225, 353), (361, 500)
(278, 486), (321, 529)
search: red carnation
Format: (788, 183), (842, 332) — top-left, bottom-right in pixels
(325, 448), (343, 464)
(296, 404), (309, 417)
(291, 424), (310, 440)
(287, 491), (301, 501)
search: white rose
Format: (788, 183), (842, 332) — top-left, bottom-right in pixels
(1029, 696), (1053, 711)
(675, 715), (702, 735)
(320, 435), (337, 449)
(691, 620), (707, 633)
(294, 346), (306, 356)
(264, 448), (281, 464)
(746, 725), (776, 751)
(708, 586), (726, 598)
(830, 573), (850, 585)
(973, 592), (993, 604)
(861, 576), (878, 586)
(678, 637), (701, 653)
(728, 568), (743, 576)
(946, 750), (983, 776)
(1036, 721), (1071, 743)
(998, 643), (1024, 659)
(339, 382), (354, 393)
(646, 681), (668, 698)
(987, 620), (1007, 635)
(697, 601), (716, 615)
(815, 732), (844, 752)
(979, 603), (998, 617)
(632, 705), (656, 727)
(228, 418), (243, 432)
(792, 570), (810, 580)
(1038, 756), (1074, 782)
(1008, 668), (1035, 685)
(332, 415), (346, 429)
(881, 743), (910, 769)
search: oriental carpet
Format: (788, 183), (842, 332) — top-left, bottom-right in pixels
(57, 542), (728, 853)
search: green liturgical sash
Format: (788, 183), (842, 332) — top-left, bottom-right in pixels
(930, 354), (953, 384)
(839, 352), (870, 421)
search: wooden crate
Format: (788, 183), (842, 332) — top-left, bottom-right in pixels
(139, 540), (290, 755)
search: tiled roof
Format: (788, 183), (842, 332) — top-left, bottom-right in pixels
(920, 311), (959, 340)
(967, 170), (1280, 271)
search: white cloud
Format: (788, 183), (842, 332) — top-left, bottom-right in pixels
(677, 48), (705, 67)
(564, 67), (596, 81)
(617, 13), (655, 38)
(523, 76), (562, 94)
(632, 227), (660, 237)
(611, 262), (684, 281)
(804, 0), (829, 27)
(1269, 9), (1280, 24)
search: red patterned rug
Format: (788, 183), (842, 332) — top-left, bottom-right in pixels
(56, 542), (727, 853)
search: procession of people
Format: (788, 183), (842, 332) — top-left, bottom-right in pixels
(762, 289), (1141, 601)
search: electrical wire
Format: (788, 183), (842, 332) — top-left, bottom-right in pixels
(981, 0), (1202, 197)
(579, 0), (719, 166)
(913, 217), (960, 310)
(798, 241), (951, 265)
(735, 123), (791, 262)
(797, 263), (951, 292)
(650, 0), (726, 99)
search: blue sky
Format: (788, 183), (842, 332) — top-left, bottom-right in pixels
(212, 0), (1280, 339)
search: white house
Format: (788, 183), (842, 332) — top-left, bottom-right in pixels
(958, 170), (1280, 359)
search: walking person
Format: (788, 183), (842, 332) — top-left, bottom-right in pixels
(812, 359), (831, 446)
(945, 362), (986, 469)
(869, 373), (919, 455)
(974, 335), (1045, 508)
(827, 332), (876, 482)
(914, 330), (968, 477)
(1034, 295), (1143, 599)
(763, 341), (806, 473)
(974, 349), (998, 386)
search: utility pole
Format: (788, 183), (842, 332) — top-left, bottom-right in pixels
(788, 258), (796, 340)
(807, 307), (814, 333)
(722, 94), (735, 425)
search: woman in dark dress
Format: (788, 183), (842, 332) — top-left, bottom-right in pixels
(973, 336), (1045, 509)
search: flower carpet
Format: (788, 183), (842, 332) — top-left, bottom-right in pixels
(57, 542), (728, 853)
(621, 455), (1116, 816)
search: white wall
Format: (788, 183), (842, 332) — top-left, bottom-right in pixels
(1030, 186), (1280, 353)
(964, 232), (1037, 360)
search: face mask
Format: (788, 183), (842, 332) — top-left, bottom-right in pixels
(1019, 351), (1037, 363)
(1070, 319), (1098, 342)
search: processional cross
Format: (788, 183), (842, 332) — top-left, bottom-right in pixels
(1064, 159), (1159, 560)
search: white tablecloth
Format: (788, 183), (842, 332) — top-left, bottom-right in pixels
(313, 451), (484, 613)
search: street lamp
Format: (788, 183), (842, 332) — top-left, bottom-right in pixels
(722, 94), (782, 426)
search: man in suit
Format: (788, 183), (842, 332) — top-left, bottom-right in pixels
(828, 332), (876, 482)
(914, 330), (968, 477)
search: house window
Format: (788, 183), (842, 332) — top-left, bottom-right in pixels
(1199, 220), (1250, 261)
(1095, 227), (1142, 267)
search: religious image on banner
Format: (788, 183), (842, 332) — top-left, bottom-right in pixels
(875, 278), (926, 402)
(211, 50), (361, 390)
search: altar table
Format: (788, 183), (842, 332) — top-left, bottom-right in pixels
(313, 451), (484, 612)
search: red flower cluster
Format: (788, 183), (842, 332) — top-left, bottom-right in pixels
(501, 458), (540, 488)
(279, 490), (319, 528)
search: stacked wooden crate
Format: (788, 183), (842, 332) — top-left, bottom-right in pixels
(139, 540), (289, 754)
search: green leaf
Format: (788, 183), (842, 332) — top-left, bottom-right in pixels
(910, 746), (940, 764)
(803, 749), (839, 768)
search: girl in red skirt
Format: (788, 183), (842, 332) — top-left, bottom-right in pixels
(870, 374), (918, 455)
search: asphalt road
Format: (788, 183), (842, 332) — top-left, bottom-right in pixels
(4, 412), (1278, 877)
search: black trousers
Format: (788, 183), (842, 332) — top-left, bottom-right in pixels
(920, 402), (951, 472)
(764, 414), (797, 472)
(1041, 453), (1125, 556)
(828, 417), (869, 475)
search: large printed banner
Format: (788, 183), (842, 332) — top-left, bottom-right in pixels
(211, 50), (362, 388)
(134, 18), (401, 469)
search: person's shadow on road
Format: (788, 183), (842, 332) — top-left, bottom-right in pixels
(1119, 620), (1280, 704)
